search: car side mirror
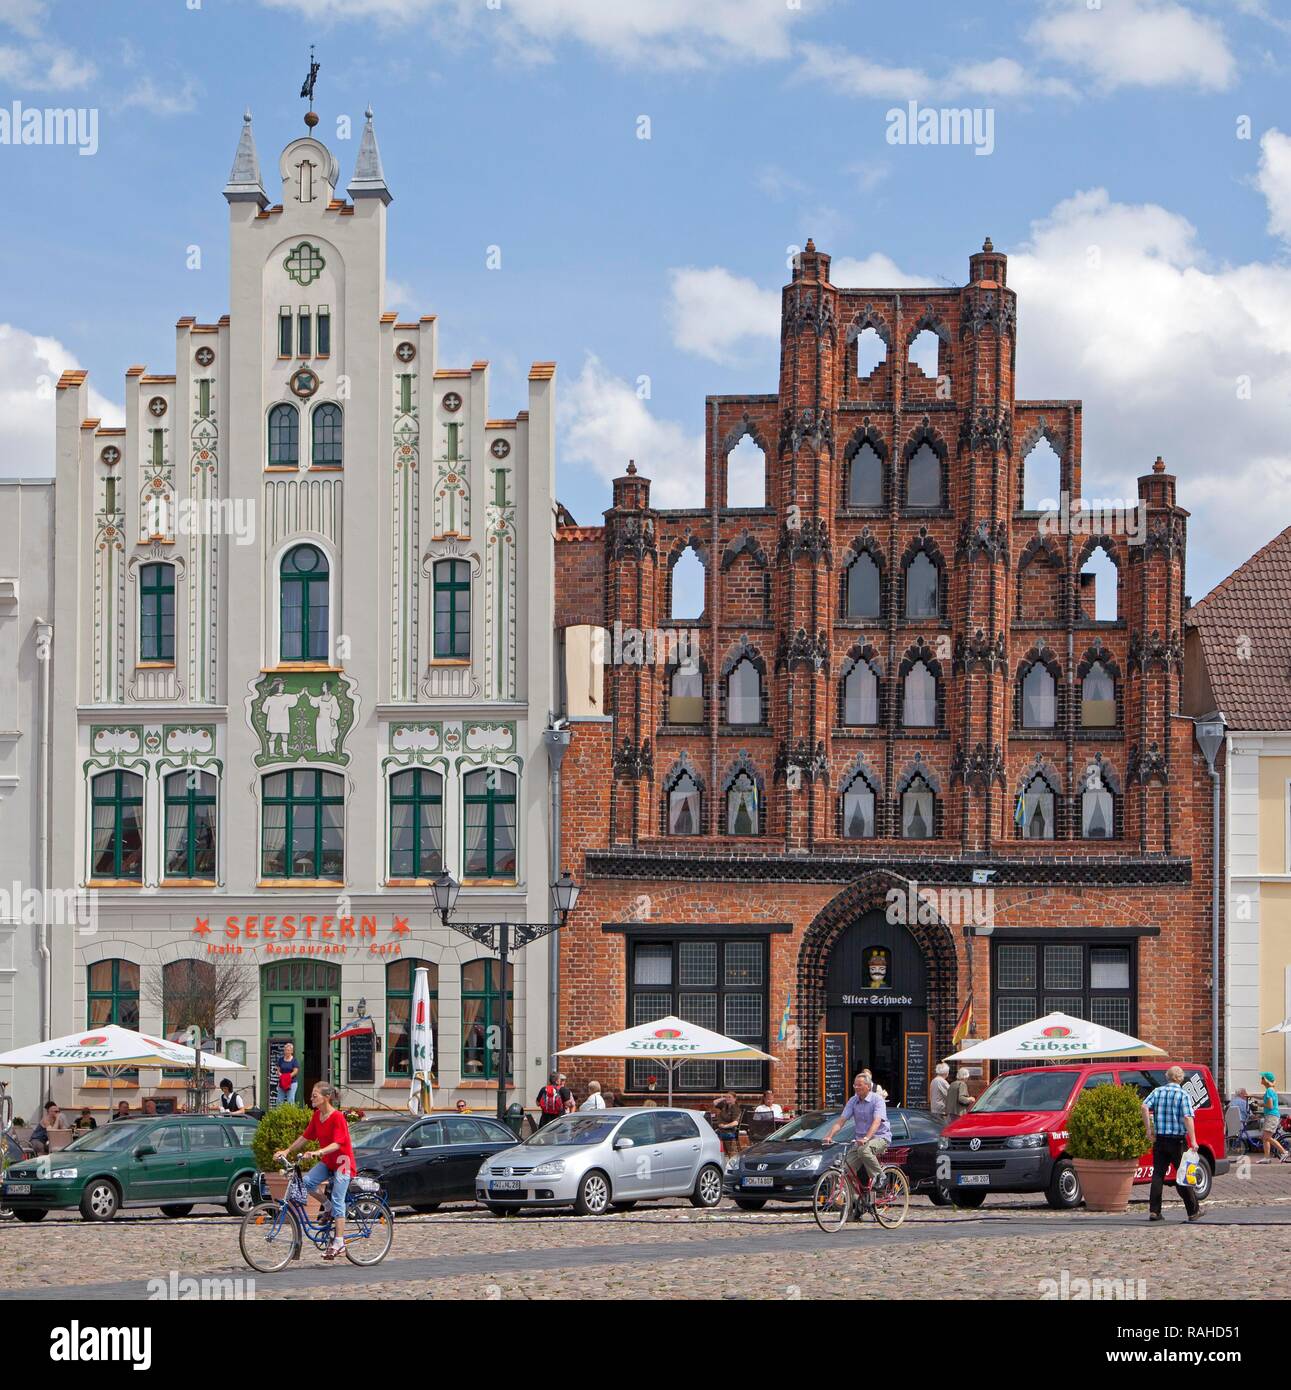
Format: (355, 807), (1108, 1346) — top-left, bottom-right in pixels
(613, 1136), (634, 1150)
(135, 1144), (155, 1159)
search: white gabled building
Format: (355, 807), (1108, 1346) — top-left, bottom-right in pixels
(43, 106), (560, 1117)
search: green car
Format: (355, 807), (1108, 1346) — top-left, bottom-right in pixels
(2, 1115), (260, 1222)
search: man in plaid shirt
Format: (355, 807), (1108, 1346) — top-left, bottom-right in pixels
(1142, 1065), (1202, 1222)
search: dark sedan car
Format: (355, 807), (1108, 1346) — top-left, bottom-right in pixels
(722, 1107), (949, 1209)
(350, 1111), (519, 1211)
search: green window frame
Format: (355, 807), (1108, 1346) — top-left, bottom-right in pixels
(164, 770), (217, 880)
(268, 403), (299, 468)
(139, 561), (175, 662)
(261, 769), (344, 880)
(198, 380), (211, 419)
(90, 771), (144, 881)
(433, 559), (470, 659)
(462, 768), (517, 880)
(385, 958), (438, 1080)
(87, 959), (140, 1079)
(279, 543), (329, 662)
(298, 308), (312, 357)
(311, 402), (343, 467)
(151, 429), (164, 468)
(461, 958), (513, 1080)
(279, 307), (292, 357)
(446, 422), (459, 462)
(389, 768), (443, 879)
(104, 477), (117, 514)
(317, 306), (331, 356)
(399, 374), (412, 413)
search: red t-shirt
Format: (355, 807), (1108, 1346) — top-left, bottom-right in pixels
(304, 1107), (355, 1174)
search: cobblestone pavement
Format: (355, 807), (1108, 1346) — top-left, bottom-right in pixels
(4, 1165), (1289, 1300)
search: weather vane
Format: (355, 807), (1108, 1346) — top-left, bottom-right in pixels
(300, 44), (320, 129)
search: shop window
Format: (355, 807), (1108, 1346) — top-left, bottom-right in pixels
(461, 959), (513, 1080)
(386, 958), (438, 1080)
(87, 959), (140, 1078)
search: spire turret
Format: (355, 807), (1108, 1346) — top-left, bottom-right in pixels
(223, 109), (267, 208)
(348, 105), (391, 205)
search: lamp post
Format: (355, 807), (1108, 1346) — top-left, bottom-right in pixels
(1194, 712), (1227, 1092)
(431, 870), (581, 1122)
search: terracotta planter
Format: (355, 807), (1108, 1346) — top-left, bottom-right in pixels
(1072, 1157), (1138, 1212)
(260, 1171), (322, 1219)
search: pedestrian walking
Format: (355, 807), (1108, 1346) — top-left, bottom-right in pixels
(275, 1041), (299, 1106)
(944, 1067), (973, 1120)
(1142, 1065), (1202, 1221)
(216, 1078), (248, 1115)
(558, 1073), (576, 1113)
(930, 1062), (950, 1126)
(536, 1071), (571, 1127)
(1256, 1071), (1289, 1163)
(579, 1080), (606, 1111)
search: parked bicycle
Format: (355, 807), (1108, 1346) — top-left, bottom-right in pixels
(239, 1160), (393, 1273)
(812, 1143), (910, 1232)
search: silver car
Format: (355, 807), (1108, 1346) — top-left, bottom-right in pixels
(475, 1107), (725, 1216)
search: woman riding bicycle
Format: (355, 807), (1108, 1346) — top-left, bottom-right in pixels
(820, 1072), (891, 1189)
(274, 1081), (355, 1261)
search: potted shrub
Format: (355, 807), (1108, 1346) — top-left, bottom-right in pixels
(251, 1103), (318, 1206)
(1066, 1082), (1147, 1212)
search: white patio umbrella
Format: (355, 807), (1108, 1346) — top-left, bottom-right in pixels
(408, 965), (435, 1115)
(0, 1024), (249, 1117)
(945, 1011), (1165, 1063)
(558, 1015), (776, 1105)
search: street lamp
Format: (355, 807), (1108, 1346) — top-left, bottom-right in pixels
(1194, 712), (1227, 1091)
(431, 869), (581, 1121)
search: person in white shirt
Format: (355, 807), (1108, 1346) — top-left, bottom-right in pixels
(752, 1089), (784, 1120)
(579, 1080), (607, 1111)
(860, 1068), (889, 1102)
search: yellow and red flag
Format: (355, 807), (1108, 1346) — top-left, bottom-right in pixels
(951, 995), (973, 1048)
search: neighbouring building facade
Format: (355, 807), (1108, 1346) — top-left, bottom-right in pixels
(554, 237), (1218, 1110)
(1186, 528), (1291, 1091)
(42, 107), (559, 1114)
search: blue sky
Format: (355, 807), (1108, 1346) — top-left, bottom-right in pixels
(3, 0), (1291, 600)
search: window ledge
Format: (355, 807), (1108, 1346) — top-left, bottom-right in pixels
(79, 1080), (140, 1091)
(135, 662), (176, 671)
(309, 465), (344, 472)
(385, 878), (442, 888)
(459, 878), (519, 889)
(429, 658), (472, 667)
(256, 878), (346, 889)
(261, 663), (340, 673)
(85, 879), (143, 889)
(160, 879), (219, 888)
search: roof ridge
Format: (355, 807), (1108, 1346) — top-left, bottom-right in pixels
(1188, 521), (1291, 619)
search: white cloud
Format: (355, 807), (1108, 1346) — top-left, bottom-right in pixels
(666, 267), (780, 364)
(559, 353), (703, 508)
(0, 325), (122, 477)
(385, 278), (418, 311)
(795, 43), (1076, 101)
(0, 39), (94, 90)
(831, 253), (930, 288)
(1028, 0), (1236, 92)
(117, 76), (200, 117)
(1256, 128), (1291, 244)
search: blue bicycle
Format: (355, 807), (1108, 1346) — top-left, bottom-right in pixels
(239, 1161), (393, 1272)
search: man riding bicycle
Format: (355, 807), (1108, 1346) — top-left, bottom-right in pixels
(821, 1072), (891, 1190)
(274, 1081), (355, 1261)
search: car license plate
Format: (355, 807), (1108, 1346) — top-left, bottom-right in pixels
(6, 1183), (31, 1195)
(957, 1174), (989, 1186)
(489, 1181), (522, 1193)
(742, 1175), (774, 1188)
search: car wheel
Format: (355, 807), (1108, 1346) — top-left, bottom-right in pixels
(573, 1169), (611, 1216)
(1191, 1154), (1214, 1203)
(159, 1204), (194, 1218)
(79, 1178), (120, 1222)
(410, 1203), (441, 1214)
(13, 1208), (48, 1223)
(611, 1201), (637, 1212)
(926, 1185), (952, 1207)
(733, 1197), (767, 1212)
(226, 1176), (257, 1217)
(1045, 1160), (1082, 1210)
(690, 1163), (724, 1209)
(949, 1189), (986, 1209)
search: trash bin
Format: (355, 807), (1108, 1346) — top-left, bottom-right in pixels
(504, 1102), (526, 1139)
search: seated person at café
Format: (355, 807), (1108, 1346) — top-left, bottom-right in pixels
(753, 1090), (784, 1120)
(29, 1101), (61, 1155)
(110, 1100), (132, 1122)
(711, 1092), (742, 1154)
(74, 1107), (98, 1132)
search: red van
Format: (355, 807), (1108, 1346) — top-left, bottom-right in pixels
(942, 1062), (1229, 1209)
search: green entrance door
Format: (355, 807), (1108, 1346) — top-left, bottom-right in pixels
(260, 961), (341, 1106)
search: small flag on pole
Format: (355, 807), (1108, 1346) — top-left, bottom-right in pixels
(952, 994), (973, 1047)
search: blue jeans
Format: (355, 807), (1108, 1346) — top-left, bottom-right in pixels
(302, 1162), (350, 1221)
(276, 1083), (297, 1106)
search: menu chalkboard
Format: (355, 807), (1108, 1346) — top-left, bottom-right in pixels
(348, 1031), (375, 1085)
(821, 1032), (848, 1108)
(904, 1031), (931, 1111)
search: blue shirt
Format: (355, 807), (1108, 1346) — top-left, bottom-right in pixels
(1145, 1082), (1194, 1136)
(841, 1091), (891, 1143)
(1264, 1087), (1280, 1118)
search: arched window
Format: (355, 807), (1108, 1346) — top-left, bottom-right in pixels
(463, 768), (518, 880)
(386, 958), (438, 1080)
(726, 435), (766, 508)
(280, 543), (329, 662)
(261, 769), (344, 880)
(847, 442), (883, 507)
(87, 959), (140, 1079)
(1081, 661), (1116, 728)
(139, 562), (175, 662)
(1079, 546), (1119, 622)
(841, 772), (877, 839)
(901, 774), (935, 839)
(1022, 437), (1061, 511)
(855, 327), (886, 379)
(389, 769), (443, 879)
(907, 329), (940, 377)
(902, 661), (937, 727)
(905, 551), (939, 619)
(268, 403), (299, 467)
(671, 546), (705, 621)
(1016, 773), (1056, 840)
(845, 551), (881, 619)
(461, 959), (512, 1080)
(1021, 664), (1057, 729)
(842, 660), (879, 726)
(1081, 766), (1115, 839)
(906, 442), (941, 509)
(160, 959), (219, 1077)
(164, 770), (217, 880)
(433, 559), (471, 660)
(726, 658), (762, 725)
(668, 663), (703, 725)
(312, 402), (343, 467)
(726, 771), (759, 836)
(91, 770), (144, 880)
(667, 769), (701, 835)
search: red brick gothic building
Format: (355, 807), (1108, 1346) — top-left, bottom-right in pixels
(553, 237), (1217, 1110)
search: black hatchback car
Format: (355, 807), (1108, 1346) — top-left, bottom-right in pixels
(350, 1112), (519, 1211)
(722, 1107), (949, 1208)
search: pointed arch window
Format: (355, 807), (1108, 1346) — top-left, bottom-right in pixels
(312, 402), (343, 468)
(726, 658), (762, 726)
(1016, 772), (1056, 840)
(902, 661), (937, 727)
(907, 442), (941, 509)
(842, 660), (879, 726)
(841, 771), (877, 840)
(901, 775), (935, 839)
(726, 771), (759, 836)
(1022, 663), (1057, 729)
(847, 442), (883, 507)
(845, 551), (881, 619)
(280, 543), (329, 662)
(1081, 767), (1115, 840)
(668, 663), (703, 725)
(1081, 661), (1116, 728)
(668, 770), (701, 836)
(905, 551), (939, 619)
(268, 402), (299, 468)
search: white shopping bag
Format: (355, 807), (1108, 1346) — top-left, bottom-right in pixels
(1175, 1147), (1202, 1189)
